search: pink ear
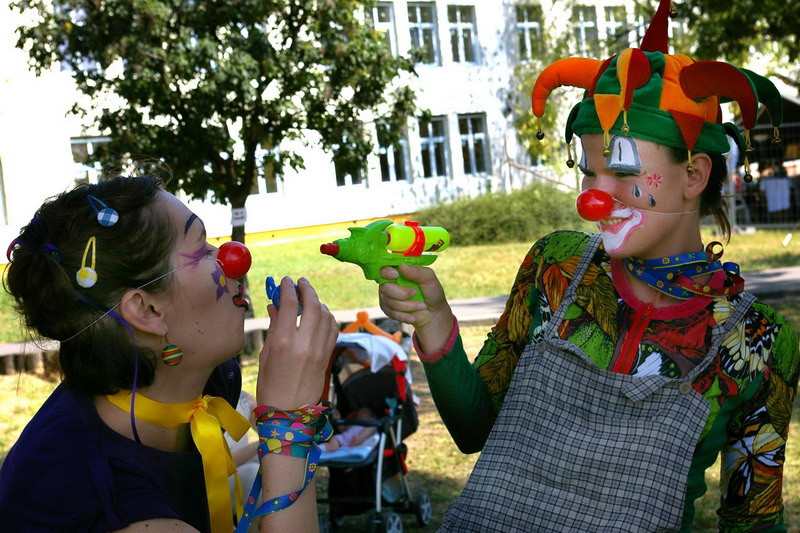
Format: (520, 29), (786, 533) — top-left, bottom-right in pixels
(532, 58), (603, 117)
(679, 61), (758, 129)
(639, 0), (672, 53)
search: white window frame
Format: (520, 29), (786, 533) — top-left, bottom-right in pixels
(371, 2), (398, 56)
(574, 5), (599, 56)
(379, 137), (409, 182)
(419, 116), (449, 178)
(448, 5), (479, 64)
(516, 4), (543, 61)
(603, 5), (629, 50)
(458, 113), (489, 176)
(408, 2), (440, 64)
(334, 161), (366, 187)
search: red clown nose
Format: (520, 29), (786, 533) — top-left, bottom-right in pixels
(217, 241), (252, 279)
(576, 189), (614, 222)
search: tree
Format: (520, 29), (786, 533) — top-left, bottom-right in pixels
(678, 0), (800, 89)
(12, 0), (418, 243)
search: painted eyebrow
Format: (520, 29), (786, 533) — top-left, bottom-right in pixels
(184, 214), (208, 240)
(184, 214), (199, 236)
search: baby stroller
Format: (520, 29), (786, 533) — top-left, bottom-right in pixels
(317, 312), (432, 533)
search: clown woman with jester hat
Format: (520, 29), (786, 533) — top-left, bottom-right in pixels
(377, 0), (800, 530)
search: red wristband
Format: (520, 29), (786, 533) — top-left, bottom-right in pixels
(412, 316), (459, 363)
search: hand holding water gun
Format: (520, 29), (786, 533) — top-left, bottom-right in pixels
(320, 219), (450, 301)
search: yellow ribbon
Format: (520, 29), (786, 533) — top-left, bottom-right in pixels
(106, 392), (251, 533)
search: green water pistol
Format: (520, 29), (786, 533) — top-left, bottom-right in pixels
(320, 219), (450, 301)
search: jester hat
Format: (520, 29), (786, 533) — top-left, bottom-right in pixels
(531, 0), (783, 177)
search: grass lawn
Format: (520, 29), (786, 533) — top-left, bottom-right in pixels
(1, 228), (799, 529)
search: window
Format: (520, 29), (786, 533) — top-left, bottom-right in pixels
(371, 3), (398, 55)
(71, 137), (111, 184)
(459, 113), (489, 175)
(573, 5), (599, 56)
(408, 3), (439, 64)
(335, 161), (365, 187)
(259, 158), (280, 194)
(418, 117), (448, 178)
(516, 4), (543, 61)
(604, 6), (629, 50)
(448, 5), (478, 63)
(379, 138), (409, 182)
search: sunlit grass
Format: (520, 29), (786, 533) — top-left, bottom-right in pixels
(1, 227), (799, 529)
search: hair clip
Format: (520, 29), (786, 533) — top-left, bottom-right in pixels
(42, 243), (62, 263)
(87, 195), (119, 227)
(76, 236), (98, 288)
(6, 237), (25, 262)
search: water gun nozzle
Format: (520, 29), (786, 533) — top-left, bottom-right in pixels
(320, 242), (340, 256)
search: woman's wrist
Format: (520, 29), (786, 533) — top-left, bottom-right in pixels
(413, 315), (459, 362)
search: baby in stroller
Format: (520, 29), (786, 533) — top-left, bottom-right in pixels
(317, 316), (432, 533)
(319, 406), (378, 453)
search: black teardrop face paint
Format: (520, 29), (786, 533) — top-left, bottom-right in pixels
(632, 184), (642, 198)
(648, 194), (656, 207)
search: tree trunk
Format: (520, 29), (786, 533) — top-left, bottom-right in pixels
(227, 197), (262, 356)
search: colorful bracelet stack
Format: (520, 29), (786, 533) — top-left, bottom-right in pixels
(234, 402), (334, 533)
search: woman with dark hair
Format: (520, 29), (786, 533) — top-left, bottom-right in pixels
(377, 1), (799, 531)
(0, 175), (339, 532)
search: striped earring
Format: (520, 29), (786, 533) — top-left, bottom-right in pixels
(160, 331), (183, 366)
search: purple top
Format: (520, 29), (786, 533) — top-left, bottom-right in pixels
(0, 358), (241, 533)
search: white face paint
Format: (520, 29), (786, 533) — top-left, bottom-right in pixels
(606, 136), (642, 174)
(597, 205), (646, 254)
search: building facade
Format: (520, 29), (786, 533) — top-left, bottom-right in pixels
(0, 1), (708, 244)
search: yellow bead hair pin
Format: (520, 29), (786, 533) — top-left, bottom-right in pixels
(76, 236), (98, 289)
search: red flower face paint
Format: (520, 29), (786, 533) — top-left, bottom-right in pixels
(646, 173), (662, 188)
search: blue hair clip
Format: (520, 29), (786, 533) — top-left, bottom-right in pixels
(87, 195), (119, 227)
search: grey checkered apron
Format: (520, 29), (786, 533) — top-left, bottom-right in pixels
(440, 234), (755, 532)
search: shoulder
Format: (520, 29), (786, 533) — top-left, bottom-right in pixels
(746, 299), (800, 387)
(530, 230), (595, 263)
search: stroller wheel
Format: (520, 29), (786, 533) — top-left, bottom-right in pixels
(318, 512), (331, 533)
(381, 511), (404, 533)
(414, 492), (433, 526)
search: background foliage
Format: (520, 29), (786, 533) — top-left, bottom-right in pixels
(415, 181), (592, 246)
(11, 0), (417, 242)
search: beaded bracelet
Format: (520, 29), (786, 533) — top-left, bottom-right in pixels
(234, 403), (334, 533)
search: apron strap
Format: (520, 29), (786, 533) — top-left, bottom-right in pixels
(683, 290), (757, 382)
